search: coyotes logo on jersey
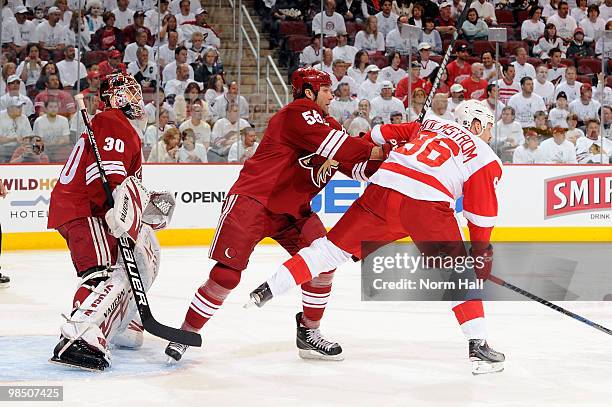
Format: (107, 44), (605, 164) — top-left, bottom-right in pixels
(298, 153), (339, 188)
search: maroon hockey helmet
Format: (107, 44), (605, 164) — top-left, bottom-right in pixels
(100, 72), (145, 120)
(291, 67), (332, 99)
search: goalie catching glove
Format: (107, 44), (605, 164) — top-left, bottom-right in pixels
(105, 176), (175, 241)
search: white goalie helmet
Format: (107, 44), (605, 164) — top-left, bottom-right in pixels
(454, 100), (495, 137)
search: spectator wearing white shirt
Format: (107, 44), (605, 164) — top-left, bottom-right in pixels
(344, 99), (372, 136)
(548, 92), (570, 127)
(521, 6), (545, 43)
(329, 82), (359, 123)
(10, 6), (36, 52)
(162, 46), (195, 84)
(370, 80), (404, 123)
(312, 0), (346, 37)
(493, 106), (525, 155)
(123, 29), (154, 64)
(575, 119), (612, 163)
(472, 0), (496, 25)
(56, 45), (87, 88)
(209, 102), (250, 162)
(484, 84), (505, 121)
(112, 0), (135, 29)
(165, 64), (199, 96)
(554, 66), (582, 100)
(87, 0), (105, 33)
(571, 0), (588, 23)
(313, 48), (334, 75)
(228, 127), (259, 163)
(547, 1), (578, 42)
(379, 52), (406, 86)
(174, 0), (194, 26)
(144, 0), (170, 34)
(546, 47), (567, 83)
(127, 47), (158, 89)
(511, 47), (536, 83)
(179, 101), (211, 149)
(447, 83), (465, 114)
(0, 75), (33, 116)
(513, 133), (544, 163)
(533, 65), (555, 107)
(579, 5), (605, 43)
(386, 14), (415, 55)
(158, 31), (179, 67)
(425, 93), (454, 121)
(299, 36), (323, 66)
(347, 50), (370, 84)
(565, 113), (585, 142)
(508, 77), (547, 127)
(354, 16), (385, 52)
(600, 0), (612, 21)
(539, 127), (578, 163)
(33, 99), (70, 146)
(534, 23), (567, 59)
(34, 7), (66, 52)
(330, 60), (358, 95)
(143, 108), (173, 147)
(357, 64), (381, 102)
(417, 42), (438, 79)
(569, 83), (601, 124)
(332, 31), (358, 64)
(0, 98), (32, 157)
(375, 0), (398, 39)
(210, 81), (249, 121)
(419, 17), (442, 55)
(178, 128), (208, 163)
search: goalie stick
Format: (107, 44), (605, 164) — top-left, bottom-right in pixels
(75, 94), (202, 347)
(488, 275), (612, 336)
(416, 0), (475, 123)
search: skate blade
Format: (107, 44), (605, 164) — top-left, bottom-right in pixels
(298, 349), (345, 361)
(0, 282), (10, 289)
(471, 360), (504, 375)
(48, 357), (106, 372)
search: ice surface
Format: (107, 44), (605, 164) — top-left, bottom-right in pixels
(1, 246), (612, 406)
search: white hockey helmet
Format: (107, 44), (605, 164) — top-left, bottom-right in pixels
(454, 100), (495, 137)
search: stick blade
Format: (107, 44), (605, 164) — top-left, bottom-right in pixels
(142, 318), (203, 347)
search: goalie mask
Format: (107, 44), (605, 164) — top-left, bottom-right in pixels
(100, 73), (145, 120)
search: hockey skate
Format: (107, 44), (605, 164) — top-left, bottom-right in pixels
(0, 271), (9, 288)
(165, 341), (189, 363)
(49, 337), (110, 372)
(469, 339), (505, 375)
(295, 312), (344, 361)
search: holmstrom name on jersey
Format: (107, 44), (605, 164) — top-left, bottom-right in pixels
(420, 119), (478, 163)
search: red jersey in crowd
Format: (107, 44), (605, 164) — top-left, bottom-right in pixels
(446, 60), (472, 86)
(395, 76), (427, 107)
(48, 109), (143, 229)
(460, 77), (488, 100)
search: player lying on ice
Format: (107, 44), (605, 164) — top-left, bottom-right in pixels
(246, 99), (506, 375)
(47, 73), (175, 371)
(164, 67), (402, 363)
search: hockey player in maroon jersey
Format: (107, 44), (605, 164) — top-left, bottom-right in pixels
(165, 68), (394, 362)
(247, 100), (506, 375)
(48, 73), (175, 371)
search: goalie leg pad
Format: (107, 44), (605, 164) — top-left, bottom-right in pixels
(61, 225), (161, 356)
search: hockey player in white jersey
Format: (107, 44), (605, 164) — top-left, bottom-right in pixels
(247, 99), (506, 375)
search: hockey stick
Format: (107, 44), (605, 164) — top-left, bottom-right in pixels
(75, 94), (202, 347)
(416, 0), (475, 123)
(488, 275), (612, 336)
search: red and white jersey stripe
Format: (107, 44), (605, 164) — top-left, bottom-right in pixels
(370, 117), (503, 232)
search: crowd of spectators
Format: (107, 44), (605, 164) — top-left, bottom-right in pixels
(255, 0), (612, 163)
(1, 0), (259, 164)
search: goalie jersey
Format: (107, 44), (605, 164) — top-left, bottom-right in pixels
(48, 109), (143, 229)
(369, 117), (503, 242)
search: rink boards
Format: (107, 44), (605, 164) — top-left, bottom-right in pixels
(0, 164), (610, 250)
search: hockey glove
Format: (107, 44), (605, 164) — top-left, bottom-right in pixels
(105, 176), (150, 241)
(470, 244), (494, 281)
